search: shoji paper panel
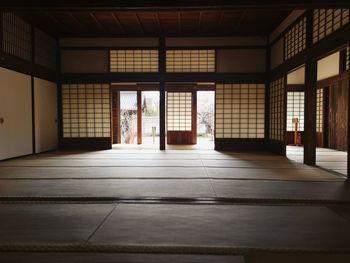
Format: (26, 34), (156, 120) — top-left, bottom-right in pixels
(286, 92), (304, 131)
(215, 84), (265, 139)
(2, 13), (31, 61)
(167, 92), (192, 131)
(110, 50), (158, 72)
(166, 50), (215, 72)
(34, 28), (57, 70)
(313, 9), (349, 44)
(316, 88), (323, 133)
(284, 17), (306, 60)
(62, 84), (111, 138)
(269, 78), (285, 141)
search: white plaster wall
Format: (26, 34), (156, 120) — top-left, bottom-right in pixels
(0, 67), (32, 160)
(317, 52), (340, 81)
(270, 38), (284, 69)
(287, 66), (305, 84)
(34, 78), (58, 153)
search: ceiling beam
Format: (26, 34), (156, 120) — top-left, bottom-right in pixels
(2, 1), (349, 11)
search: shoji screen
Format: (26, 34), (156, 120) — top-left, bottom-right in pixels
(167, 92), (192, 131)
(286, 92), (304, 132)
(316, 88), (323, 133)
(313, 9), (349, 43)
(269, 78), (285, 141)
(110, 50), (158, 72)
(284, 17), (306, 60)
(34, 28), (57, 70)
(215, 84), (265, 139)
(166, 50), (215, 72)
(62, 84), (111, 138)
(2, 13), (32, 61)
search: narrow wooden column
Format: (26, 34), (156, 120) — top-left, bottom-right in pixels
(303, 59), (317, 165)
(191, 90), (197, 144)
(159, 37), (166, 150)
(303, 10), (317, 166)
(137, 90), (142, 144)
(348, 46), (350, 181)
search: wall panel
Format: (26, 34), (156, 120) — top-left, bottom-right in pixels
(34, 78), (58, 153)
(0, 67), (32, 160)
(61, 50), (109, 73)
(217, 49), (266, 73)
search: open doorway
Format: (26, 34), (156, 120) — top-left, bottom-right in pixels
(120, 91), (138, 144)
(197, 91), (215, 149)
(142, 91), (160, 146)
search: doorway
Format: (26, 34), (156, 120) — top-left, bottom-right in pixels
(197, 91), (215, 149)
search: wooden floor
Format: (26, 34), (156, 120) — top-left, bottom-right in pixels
(0, 148), (350, 262)
(287, 146), (348, 176)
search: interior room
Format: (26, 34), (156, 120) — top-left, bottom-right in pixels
(0, 1), (350, 262)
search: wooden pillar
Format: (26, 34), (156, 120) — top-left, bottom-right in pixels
(159, 37), (166, 150)
(303, 10), (317, 166)
(348, 45), (350, 181)
(303, 59), (317, 165)
(137, 90), (142, 144)
(192, 90), (197, 144)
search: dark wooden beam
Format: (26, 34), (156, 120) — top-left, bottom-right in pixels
(60, 73), (267, 84)
(1, 1), (349, 11)
(192, 90), (197, 144)
(111, 12), (126, 34)
(135, 13), (145, 34)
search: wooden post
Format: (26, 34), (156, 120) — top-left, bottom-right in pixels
(348, 45), (350, 181)
(303, 10), (317, 166)
(304, 59), (317, 165)
(159, 37), (166, 150)
(192, 89), (197, 144)
(137, 90), (142, 144)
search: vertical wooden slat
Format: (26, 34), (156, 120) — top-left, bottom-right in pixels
(137, 90), (142, 144)
(159, 37), (166, 150)
(192, 89), (197, 144)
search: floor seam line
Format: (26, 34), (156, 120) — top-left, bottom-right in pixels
(85, 203), (119, 244)
(200, 157), (218, 198)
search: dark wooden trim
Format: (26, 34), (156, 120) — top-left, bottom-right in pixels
(61, 45), (267, 50)
(60, 138), (112, 150)
(215, 139), (267, 151)
(268, 139), (286, 155)
(283, 76), (288, 147)
(31, 76), (36, 154)
(137, 90), (142, 144)
(265, 37), (271, 140)
(286, 84), (305, 91)
(3, 1), (348, 10)
(61, 72), (266, 84)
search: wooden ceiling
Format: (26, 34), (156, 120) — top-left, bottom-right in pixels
(20, 10), (293, 37)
